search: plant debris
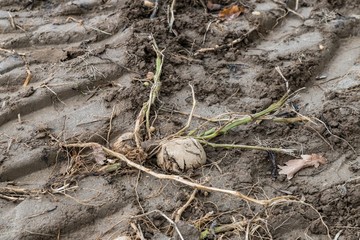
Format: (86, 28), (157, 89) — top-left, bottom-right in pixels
(218, 5), (245, 19)
(278, 154), (327, 179)
(91, 144), (107, 165)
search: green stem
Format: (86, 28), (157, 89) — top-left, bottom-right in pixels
(196, 91), (290, 140)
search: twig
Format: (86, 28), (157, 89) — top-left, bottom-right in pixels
(25, 230), (58, 237)
(107, 106), (116, 146)
(6, 138), (13, 153)
(0, 47), (25, 55)
(198, 0), (208, 13)
(168, 0), (176, 35)
(202, 21), (214, 45)
(17, 113), (22, 124)
(146, 40), (163, 137)
(306, 124), (334, 150)
(27, 206), (57, 219)
(275, 66), (289, 91)
(130, 222), (145, 240)
(66, 17), (112, 35)
(195, 27), (257, 55)
(63, 143), (296, 206)
(270, 200), (331, 240)
(134, 37), (164, 146)
(200, 220), (249, 239)
(0, 193), (21, 201)
(287, 7), (303, 19)
(174, 189), (198, 222)
(272, 0), (304, 19)
(173, 84), (196, 136)
(199, 140), (296, 155)
(22, 55), (32, 87)
(259, 116), (309, 123)
(313, 117), (356, 154)
(150, 0), (160, 19)
(7, 12), (16, 29)
(135, 171), (145, 214)
(0, 187), (41, 202)
(0, 48), (32, 87)
(42, 84), (67, 106)
(132, 210), (184, 240)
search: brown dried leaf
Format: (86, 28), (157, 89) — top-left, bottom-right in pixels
(92, 145), (106, 165)
(278, 154), (327, 179)
(219, 5), (245, 19)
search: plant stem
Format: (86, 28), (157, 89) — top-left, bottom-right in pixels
(196, 91), (290, 140)
(134, 38), (164, 147)
(199, 140), (296, 154)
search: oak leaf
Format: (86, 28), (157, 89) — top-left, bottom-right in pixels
(219, 5), (245, 19)
(278, 154), (327, 179)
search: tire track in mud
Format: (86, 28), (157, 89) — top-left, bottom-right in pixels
(0, 1), (140, 239)
(0, 0), (360, 239)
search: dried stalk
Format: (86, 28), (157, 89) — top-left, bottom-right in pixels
(63, 142), (295, 206)
(199, 140), (296, 155)
(168, 0), (176, 34)
(172, 84), (196, 137)
(134, 38), (164, 147)
(199, 220), (250, 239)
(132, 210), (184, 240)
(195, 28), (257, 55)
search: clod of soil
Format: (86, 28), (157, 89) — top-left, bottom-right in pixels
(157, 137), (206, 172)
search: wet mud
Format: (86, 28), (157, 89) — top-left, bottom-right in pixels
(0, 0), (360, 239)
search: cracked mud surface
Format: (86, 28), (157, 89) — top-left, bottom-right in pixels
(0, 0), (360, 239)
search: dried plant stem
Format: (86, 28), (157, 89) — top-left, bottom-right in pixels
(168, 0), (176, 34)
(106, 105), (116, 146)
(199, 140), (296, 154)
(174, 189), (197, 222)
(275, 66), (289, 90)
(200, 220), (250, 239)
(63, 142), (295, 206)
(0, 48), (32, 87)
(132, 210), (184, 240)
(195, 27), (257, 55)
(259, 116), (308, 123)
(0, 187), (41, 201)
(173, 84), (196, 137)
(150, 0), (159, 19)
(134, 38), (164, 147)
(66, 17), (112, 35)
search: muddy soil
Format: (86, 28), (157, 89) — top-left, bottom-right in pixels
(0, 0), (360, 239)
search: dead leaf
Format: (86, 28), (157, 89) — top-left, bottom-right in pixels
(219, 5), (245, 19)
(92, 144), (106, 165)
(278, 154), (327, 179)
